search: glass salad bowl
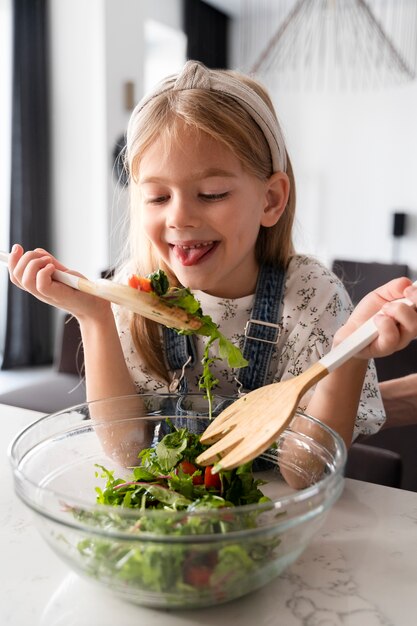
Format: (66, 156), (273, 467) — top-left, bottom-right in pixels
(9, 393), (346, 609)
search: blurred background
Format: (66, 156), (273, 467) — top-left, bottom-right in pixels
(1, 0), (416, 372)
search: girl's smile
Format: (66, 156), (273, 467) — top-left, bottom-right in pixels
(138, 124), (286, 298)
(169, 240), (219, 266)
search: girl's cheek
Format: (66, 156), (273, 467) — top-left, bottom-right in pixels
(140, 209), (162, 243)
(140, 205), (154, 229)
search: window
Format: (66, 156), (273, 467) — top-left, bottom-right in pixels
(144, 19), (187, 93)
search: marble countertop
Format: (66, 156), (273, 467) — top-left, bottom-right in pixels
(2, 403), (417, 626)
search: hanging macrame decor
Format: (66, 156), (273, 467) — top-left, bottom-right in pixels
(239, 0), (417, 90)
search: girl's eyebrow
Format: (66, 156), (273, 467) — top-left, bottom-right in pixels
(140, 168), (237, 184)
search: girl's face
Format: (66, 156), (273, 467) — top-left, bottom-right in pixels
(137, 124), (286, 298)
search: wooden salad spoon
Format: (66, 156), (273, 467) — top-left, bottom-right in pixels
(197, 283), (417, 470)
(0, 251), (202, 331)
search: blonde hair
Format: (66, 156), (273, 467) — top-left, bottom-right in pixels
(122, 69), (296, 382)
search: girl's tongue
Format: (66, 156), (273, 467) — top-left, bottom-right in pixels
(173, 242), (216, 266)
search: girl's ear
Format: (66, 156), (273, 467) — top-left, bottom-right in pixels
(261, 171), (290, 227)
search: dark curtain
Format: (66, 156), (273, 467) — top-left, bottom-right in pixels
(183, 0), (229, 69)
(2, 0), (52, 369)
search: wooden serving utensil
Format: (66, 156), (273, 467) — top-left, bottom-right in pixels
(196, 284), (417, 470)
(0, 251), (202, 331)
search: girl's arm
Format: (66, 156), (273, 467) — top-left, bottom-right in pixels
(282, 279), (417, 488)
(306, 278), (417, 449)
(77, 309), (137, 401)
(7, 245), (136, 402)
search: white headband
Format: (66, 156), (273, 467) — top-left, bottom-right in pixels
(131, 60), (287, 173)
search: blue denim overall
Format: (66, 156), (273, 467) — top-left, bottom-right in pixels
(161, 264), (286, 432)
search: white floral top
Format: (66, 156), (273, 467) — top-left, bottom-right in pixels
(114, 255), (386, 440)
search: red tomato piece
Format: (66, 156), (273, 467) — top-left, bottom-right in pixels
(127, 274), (153, 293)
(137, 277), (153, 292)
(180, 460), (197, 475)
(127, 274), (140, 289)
(178, 461), (203, 485)
(204, 465), (221, 490)
(184, 565), (212, 588)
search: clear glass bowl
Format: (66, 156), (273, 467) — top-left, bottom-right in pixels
(9, 393), (346, 609)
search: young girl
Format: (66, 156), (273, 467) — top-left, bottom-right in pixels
(7, 61), (417, 455)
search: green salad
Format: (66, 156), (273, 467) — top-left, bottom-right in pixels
(72, 420), (280, 603)
(70, 271), (281, 605)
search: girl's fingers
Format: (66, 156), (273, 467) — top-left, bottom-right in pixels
(23, 258), (55, 293)
(35, 263), (59, 296)
(370, 300), (417, 357)
(349, 277), (414, 329)
(34, 247), (70, 272)
(8, 244), (24, 277)
(380, 300), (417, 339)
(11, 251), (48, 285)
(372, 314), (406, 355)
(348, 279), (417, 360)
(372, 277), (413, 304)
(16, 256), (55, 300)
(7, 244), (107, 319)
(403, 284), (417, 306)
(8, 247), (61, 300)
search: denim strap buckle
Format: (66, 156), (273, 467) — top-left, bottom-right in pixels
(244, 318), (281, 345)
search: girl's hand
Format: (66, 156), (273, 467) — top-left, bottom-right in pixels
(334, 277), (417, 360)
(7, 244), (111, 321)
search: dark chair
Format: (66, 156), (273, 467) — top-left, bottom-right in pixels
(55, 313), (84, 375)
(345, 442), (402, 488)
(374, 339), (417, 382)
(332, 259), (410, 305)
(358, 426), (417, 492)
(0, 314), (85, 413)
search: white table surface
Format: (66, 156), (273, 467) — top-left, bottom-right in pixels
(2, 403), (417, 626)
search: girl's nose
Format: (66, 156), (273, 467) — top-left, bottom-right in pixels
(166, 197), (201, 229)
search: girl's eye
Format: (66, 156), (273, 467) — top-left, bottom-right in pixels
(200, 192), (229, 201)
(146, 195), (169, 205)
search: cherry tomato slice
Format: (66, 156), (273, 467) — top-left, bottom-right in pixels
(127, 274), (153, 292)
(204, 465), (221, 490)
(184, 566), (212, 588)
(178, 461), (203, 485)
(137, 277), (153, 292)
(127, 274), (140, 289)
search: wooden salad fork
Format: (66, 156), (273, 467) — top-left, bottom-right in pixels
(197, 283), (417, 471)
(0, 251), (202, 331)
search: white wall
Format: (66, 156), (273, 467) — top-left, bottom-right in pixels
(266, 84), (417, 274)
(49, 0), (107, 280)
(229, 9), (417, 276)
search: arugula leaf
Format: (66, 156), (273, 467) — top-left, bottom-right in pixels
(218, 335), (247, 369)
(163, 286), (248, 416)
(147, 269), (169, 296)
(131, 467), (157, 482)
(136, 483), (192, 508)
(198, 336), (220, 416)
(165, 288), (204, 315)
(155, 429), (188, 472)
(209, 545), (255, 587)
